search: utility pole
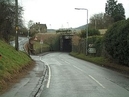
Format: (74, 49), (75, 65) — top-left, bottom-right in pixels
(15, 0), (19, 51)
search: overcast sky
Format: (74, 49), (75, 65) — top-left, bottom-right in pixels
(19, 0), (129, 29)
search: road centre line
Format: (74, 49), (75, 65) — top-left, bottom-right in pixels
(73, 65), (85, 73)
(64, 60), (70, 65)
(59, 58), (69, 64)
(89, 75), (105, 88)
(73, 65), (105, 89)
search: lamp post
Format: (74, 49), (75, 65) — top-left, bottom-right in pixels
(67, 22), (69, 28)
(15, 0), (18, 51)
(75, 8), (88, 55)
(94, 17), (96, 29)
(50, 24), (52, 32)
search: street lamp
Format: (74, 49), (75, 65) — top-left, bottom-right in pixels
(75, 8), (88, 55)
(67, 22), (69, 28)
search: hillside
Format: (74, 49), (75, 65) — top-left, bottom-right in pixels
(76, 24), (87, 30)
(0, 40), (34, 93)
(47, 24), (87, 32)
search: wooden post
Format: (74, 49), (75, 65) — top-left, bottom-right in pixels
(0, 55), (2, 59)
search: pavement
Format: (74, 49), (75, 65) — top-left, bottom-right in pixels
(0, 55), (47, 97)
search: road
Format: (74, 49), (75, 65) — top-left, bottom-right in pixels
(40, 52), (129, 97)
(18, 37), (29, 51)
(10, 37), (29, 51)
(4, 37), (129, 97)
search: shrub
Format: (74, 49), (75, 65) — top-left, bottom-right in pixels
(79, 28), (100, 38)
(104, 19), (129, 66)
(88, 36), (103, 56)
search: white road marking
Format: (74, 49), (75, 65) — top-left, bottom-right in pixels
(40, 58), (51, 88)
(73, 65), (85, 73)
(89, 75), (105, 88)
(73, 65), (105, 89)
(46, 64), (51, 88)
(64, 61), (70, 65)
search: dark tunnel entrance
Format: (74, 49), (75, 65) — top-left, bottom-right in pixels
(60, 35), (72, 52)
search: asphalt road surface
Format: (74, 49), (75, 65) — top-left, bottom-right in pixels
(40, 52), (129, 97)
(18, 37), (28, 51)
(10, 37), (28, 51)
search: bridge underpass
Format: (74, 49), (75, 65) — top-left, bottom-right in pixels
(60, 35), (73, 52)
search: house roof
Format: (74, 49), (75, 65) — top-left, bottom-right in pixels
(30, 23), (47, 29)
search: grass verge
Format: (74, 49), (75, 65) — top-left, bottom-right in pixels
(33, 41), (50, 54)
(0, 40), (34, 93)
(70, 52), (129, 75)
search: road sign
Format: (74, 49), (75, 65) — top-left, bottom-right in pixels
(89, 44), (94, 47)
(88, 48), (96, 54)
(16, 27), (19, 31)
(40, 40), (43, 44)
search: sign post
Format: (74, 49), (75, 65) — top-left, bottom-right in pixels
(40, 39), (43, 52)
(88, 44), (96, 54)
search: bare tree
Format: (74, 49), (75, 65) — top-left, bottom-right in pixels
(89, 13), (113, 29)
(0, 0), (23, 42)
(28, 20), (34, 29)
